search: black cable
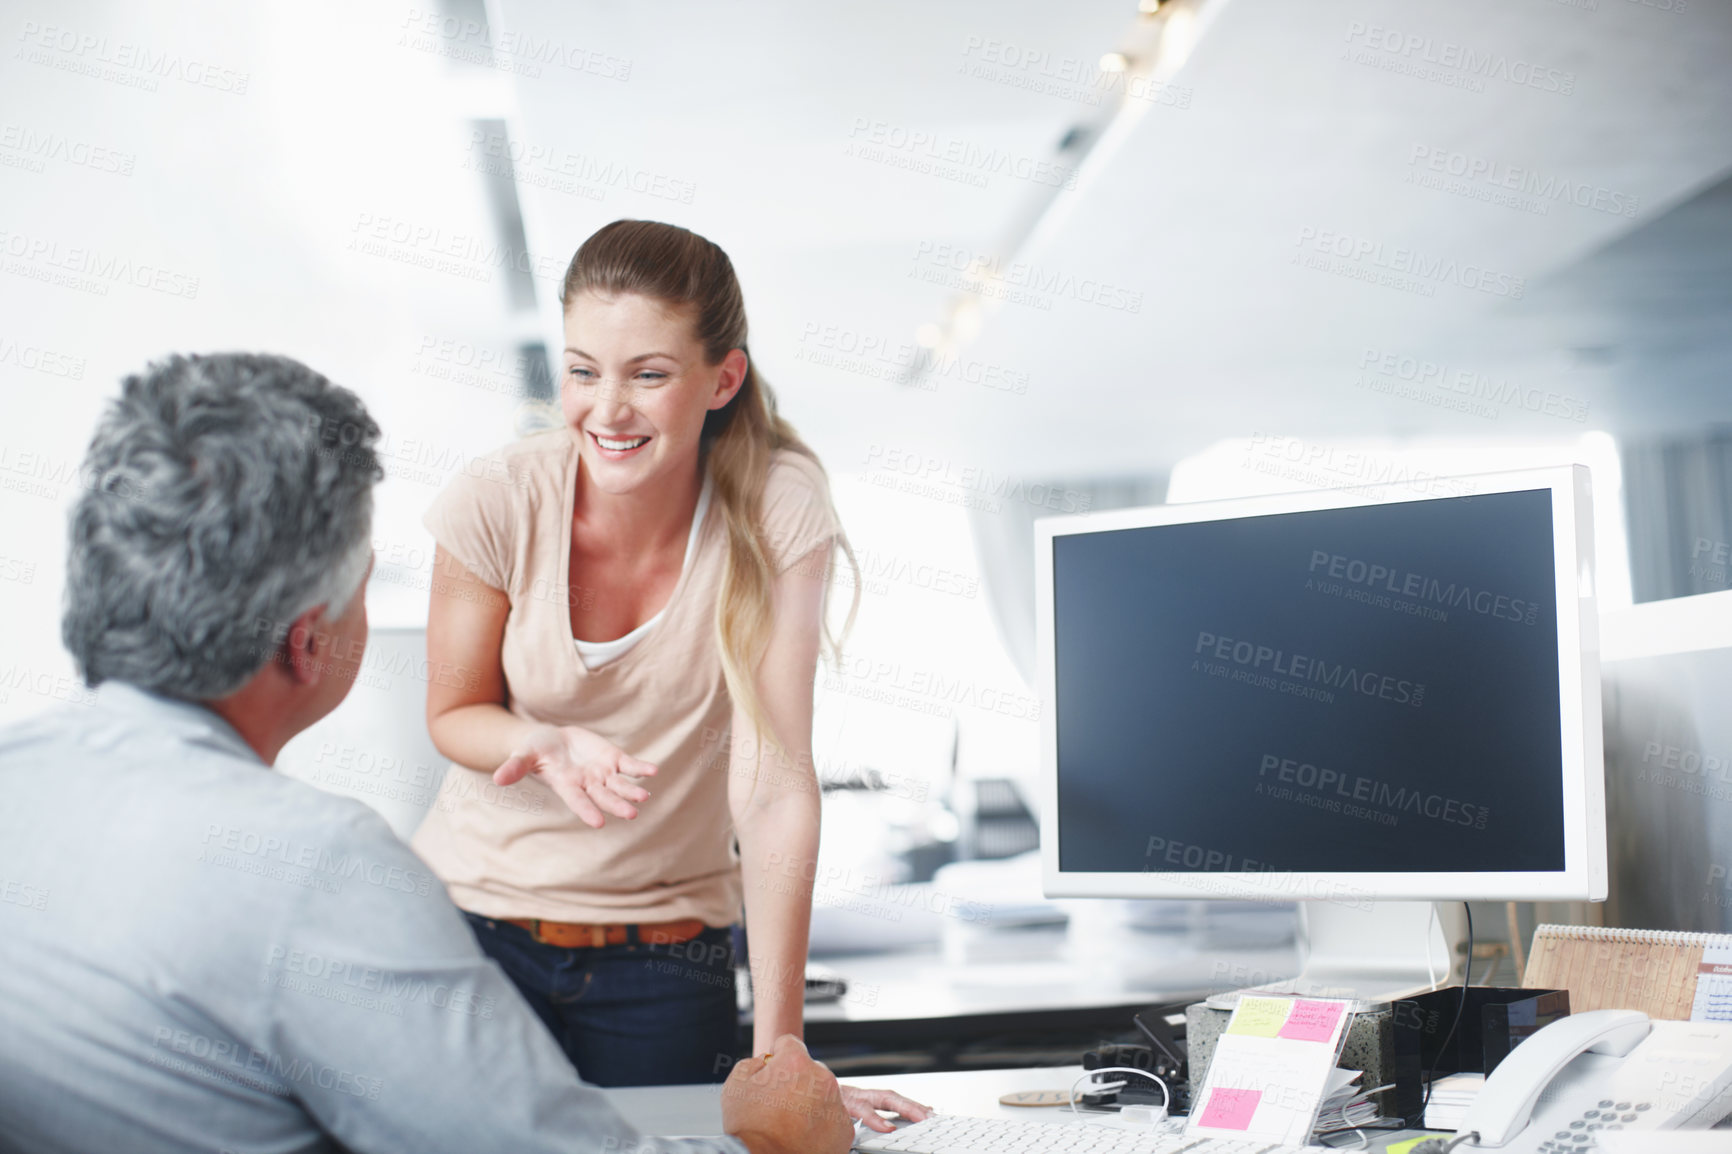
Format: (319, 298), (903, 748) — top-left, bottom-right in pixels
(1410, 1134), (1483, 1154)
(1420, 903), (1475, 1121)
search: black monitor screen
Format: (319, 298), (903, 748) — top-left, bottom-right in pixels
(1052, 488), (1565, 875)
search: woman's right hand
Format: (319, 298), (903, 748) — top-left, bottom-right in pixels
(493, 724), (659, 828)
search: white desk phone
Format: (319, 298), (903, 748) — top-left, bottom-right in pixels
(1416, 1009), (1732, 1152)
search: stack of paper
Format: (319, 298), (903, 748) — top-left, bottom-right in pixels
(1314, 1070), (1386, 1134)
(1422, 1071), (1486, 1131)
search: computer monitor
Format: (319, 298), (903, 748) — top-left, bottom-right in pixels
(1034, 465), (1605, 1001)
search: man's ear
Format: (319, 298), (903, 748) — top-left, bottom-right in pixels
(708, 348), (749, 412)
(278, 604), (330, 687)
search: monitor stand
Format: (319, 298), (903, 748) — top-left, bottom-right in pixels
(1204, 900), (1469, 1013)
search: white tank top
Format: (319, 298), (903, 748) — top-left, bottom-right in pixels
(572, 473), (713, 670)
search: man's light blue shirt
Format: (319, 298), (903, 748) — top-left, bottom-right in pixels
(0, 681), (748, 1154)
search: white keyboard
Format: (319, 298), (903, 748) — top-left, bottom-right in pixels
(855, 1114), (1323, 1153)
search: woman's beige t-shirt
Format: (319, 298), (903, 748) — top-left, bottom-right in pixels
(412, 430), (841, 926)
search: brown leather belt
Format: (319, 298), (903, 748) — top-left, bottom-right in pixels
(503, 916), (710, 950)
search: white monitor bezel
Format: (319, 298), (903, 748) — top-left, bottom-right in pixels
(1034, 464), (1605, 903)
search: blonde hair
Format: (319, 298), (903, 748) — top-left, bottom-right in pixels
(560, 220), (857, 739)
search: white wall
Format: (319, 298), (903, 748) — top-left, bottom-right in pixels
(0, 1), (528, 722)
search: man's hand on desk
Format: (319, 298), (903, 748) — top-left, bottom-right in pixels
(722, 1035), (933, 1153)
(723, 1035), (854, 1154)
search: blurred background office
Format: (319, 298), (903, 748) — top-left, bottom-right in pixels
(3, 0), (1730, 1066)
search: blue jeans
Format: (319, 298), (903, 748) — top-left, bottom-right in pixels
(462, 911), (741, 1086)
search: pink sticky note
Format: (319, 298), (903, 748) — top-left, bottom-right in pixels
(1198, 1087), (1262, 1131)
(1277, 999), (1347, 1043)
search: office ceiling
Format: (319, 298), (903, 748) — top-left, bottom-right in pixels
(498, 0), (1732, 478)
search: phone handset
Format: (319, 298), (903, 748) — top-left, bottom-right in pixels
(1454, 1008), (1652, 1148)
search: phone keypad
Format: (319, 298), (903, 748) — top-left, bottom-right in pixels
(1533, 1099), (1655, 1152)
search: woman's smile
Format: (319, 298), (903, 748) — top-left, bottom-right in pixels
(588, 430), (652, 459)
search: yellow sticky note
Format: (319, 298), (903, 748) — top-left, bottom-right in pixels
(1224, 995), (1289, 1038)
(1387, 1137), (1450, 1154)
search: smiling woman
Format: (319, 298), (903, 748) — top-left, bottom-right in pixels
(407, 220), (921, 1128)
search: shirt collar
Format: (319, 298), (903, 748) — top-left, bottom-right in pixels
(94, 680), (263, 766)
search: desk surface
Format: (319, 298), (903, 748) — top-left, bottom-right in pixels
(782, 924), (1303, 1071)
(798, 926), (1301, 1024)
(606, 1065), (1087, 1138)
(607, 1065), (1428, 1150)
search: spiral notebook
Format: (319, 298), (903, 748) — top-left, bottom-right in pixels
(1521, 923), (1732, 1022)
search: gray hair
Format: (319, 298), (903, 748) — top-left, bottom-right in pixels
(63, 353), (383, 700)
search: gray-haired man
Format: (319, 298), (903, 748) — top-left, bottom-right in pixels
(0, 354), (855, 1154)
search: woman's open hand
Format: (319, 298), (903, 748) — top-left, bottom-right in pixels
(493, 723), (658, 828)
